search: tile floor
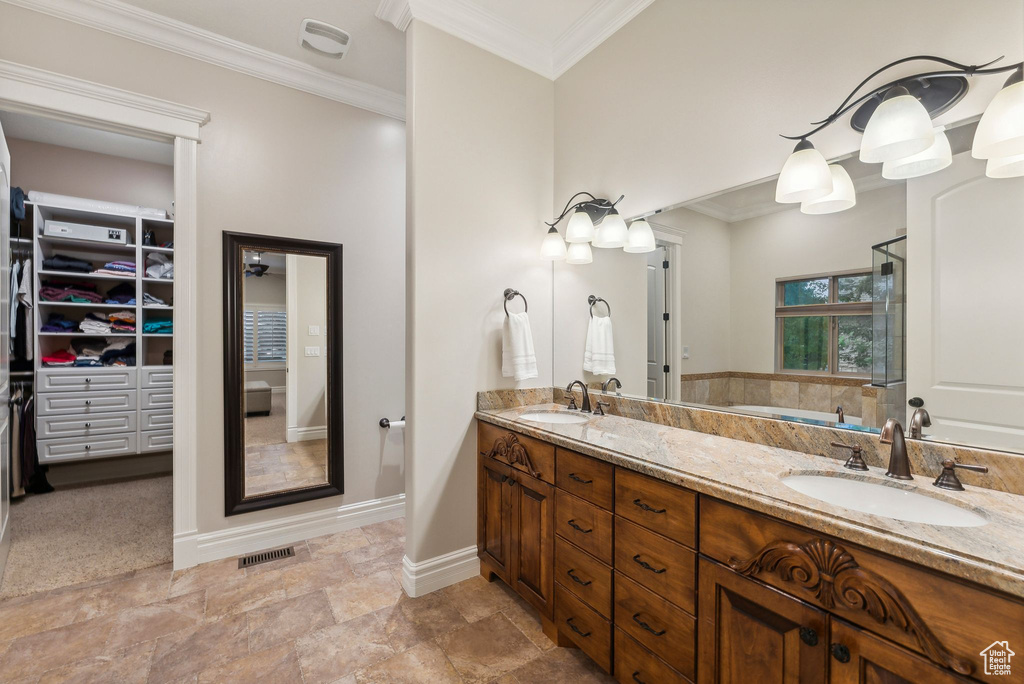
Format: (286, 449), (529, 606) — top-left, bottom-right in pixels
(0, 517), (615, 683)
(244, 439), (328, 496)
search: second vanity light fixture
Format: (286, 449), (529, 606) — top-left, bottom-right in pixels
(776, 55), (1024, 215)
(540, 192), (656, 263)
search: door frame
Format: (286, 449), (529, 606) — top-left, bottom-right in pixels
(652, 230), (683, 403)
(0, 58), (210, 569)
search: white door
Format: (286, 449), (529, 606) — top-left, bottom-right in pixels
(646, 247), (668, 399)
(906, 151), (1024, 451)
(0, 118), (11, 579)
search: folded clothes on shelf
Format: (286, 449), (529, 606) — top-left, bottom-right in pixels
(93, 261), (136, 277)
(41, 349), (76, 366)
(40, 313), (77, 333)
(145, 253), (173, 280)
(143, 317), (173, 335)
(143, 292), (169, 306)
(100, 340), (135, 366)
(39, 281), (104, 304)
(70, 337), (108, 357)
(104, 282), (137, 305)
(68, 337), (136, 367)
(42, 254), (93, 273)
(80, 313), (112, 335)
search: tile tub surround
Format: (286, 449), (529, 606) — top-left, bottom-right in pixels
(476, 403), (1024, 599)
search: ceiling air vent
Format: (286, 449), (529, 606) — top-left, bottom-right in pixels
(299, 18), (351, 59)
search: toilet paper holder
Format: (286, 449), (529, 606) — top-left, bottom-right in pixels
(379, 416), (406, 429)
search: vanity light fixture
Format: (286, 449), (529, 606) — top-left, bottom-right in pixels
(623, 218), (657, 253)
(882, 126), (952, 180)
(973, 65), (1024, 161)
(985, 152), (1024, 179)
(565, 208), (596, 243)
(859, 86), (935, 163)
(541, 192), (627, 262)
(592, 207), (628, 248)
(539, 225), (567, 261)
(801, 164), (857, 215)
(776, 139), (834, 203)
(566, 241), (594, 264)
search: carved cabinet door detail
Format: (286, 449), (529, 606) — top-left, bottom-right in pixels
(477, 456), (513, 583)
(828, 619), (972, 684)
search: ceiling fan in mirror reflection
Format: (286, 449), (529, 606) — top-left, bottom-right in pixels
(539, 191), (656, 263)
(776, 55), (1024, 215)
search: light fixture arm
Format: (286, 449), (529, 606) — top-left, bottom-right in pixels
(780, 55), (1023, 141)
(546, 193), (624, 228)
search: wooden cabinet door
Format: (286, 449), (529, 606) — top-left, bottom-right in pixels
(698, 558), (827, 684)
(828, 619), (973, 684)
(477, 456), (513, 582)
(512, 470), (555, 620)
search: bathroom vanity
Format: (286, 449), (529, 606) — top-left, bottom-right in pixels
(476, 403), (1024, 684)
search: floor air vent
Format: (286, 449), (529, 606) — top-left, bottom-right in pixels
(238, 546), (295, 569)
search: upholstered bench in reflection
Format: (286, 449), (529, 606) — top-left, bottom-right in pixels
(244, 380), (272, 416)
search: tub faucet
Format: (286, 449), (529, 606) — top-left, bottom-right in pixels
(835, 406), (845, 423)
(909, 408), (931, 439)
(602, 377), (622, 394)
(566, 380), (592, 413)
(880, 418), (913, 480)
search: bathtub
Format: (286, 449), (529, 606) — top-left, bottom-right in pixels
(730, 405), (863, 426)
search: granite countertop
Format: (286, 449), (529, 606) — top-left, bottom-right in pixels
(476, 403), (1024, 600)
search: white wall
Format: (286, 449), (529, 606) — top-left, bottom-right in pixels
(0, 4), (407, 534)
(406, 21), (554, 563)
(288, 255), (327, 435)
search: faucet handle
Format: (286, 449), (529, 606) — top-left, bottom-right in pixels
(595, 400), (610, 416)
(567, 396), (578, 411)
(933, 459), (988, 491)
(831, 441), (868, 471)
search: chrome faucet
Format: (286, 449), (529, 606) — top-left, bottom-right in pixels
(908, 408), (931, 439)
(601, 377), (622, 394)
(566, 380), (592, 413)
(880, 418), (913, 480)
(835, 405), (845, 423)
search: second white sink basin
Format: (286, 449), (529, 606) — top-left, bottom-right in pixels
(519, 411), (590, 425)
(781, 474), (987, 527)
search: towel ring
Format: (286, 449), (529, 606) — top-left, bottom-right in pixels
(503, 288), (528, 316)
(588, 295), (611, 318)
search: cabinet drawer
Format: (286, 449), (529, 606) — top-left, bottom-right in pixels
(37, 390), (137, 416)
(556, 448), (613, 510)
(554, 584), (611, 673)
(478, 421), (554, 484)
(37, 411), (136, 439)
(37, 367), (136, 393)
(614, 628), (689, 684)
(614, 517), (696, 614)
(615, 468), (696, 548)
(140, 387), (173, 410)
(141, 366), (174, 388)
(140, 409), (173, 431)
(38, 433), (138, 463)
(140, 429), (172, 453)
(555, 490), (613, 565)
(615, 572), (696, 679)
(555, 536), (612, 619)
(700, 497), (1024, 680)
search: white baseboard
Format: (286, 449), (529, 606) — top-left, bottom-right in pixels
(286, 425), (328, 443)
(401, 545), (480, 598)
(173, 493), (405, 568)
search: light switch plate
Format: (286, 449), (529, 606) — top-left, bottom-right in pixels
(308, 325), (320, 336)
(304, 346), (320, 357)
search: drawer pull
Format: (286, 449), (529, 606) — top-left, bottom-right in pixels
(566, 569), (592, 587)
(568, 472), (593, 484)
(566, 519), (592, 534)
(632, 672), (648, 684)
(800, 626), (818, 646)
(631, 612), (666, 636)
(632, 554), (666, 574)
(632, 498), (666, 514)
(565, 617), (591, 638)
(831, 643), (850, 663)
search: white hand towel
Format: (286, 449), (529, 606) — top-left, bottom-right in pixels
(583, 315), (616, 375)
(502, 312), (539, 381)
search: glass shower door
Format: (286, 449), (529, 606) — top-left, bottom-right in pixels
(871, 236), (907, 387)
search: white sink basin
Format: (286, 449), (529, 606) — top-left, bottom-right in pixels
(781, 474), (987, 527)
(519, 411), (590, 425)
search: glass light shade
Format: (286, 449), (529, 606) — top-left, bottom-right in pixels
(564, 209), (595, 243)
(775, 140), (833, 203)
(882, 126), (952, 180)
(973, 70), (1024, 159)
(539, 227), (566, 260)
(986, 152), (1024, 178)
(623, 219), (657, 253)
(592, 210), (628, 248)
(801, 164), (856, 215)
(565, 241), (593, 264)
(859, 87), (935, 163)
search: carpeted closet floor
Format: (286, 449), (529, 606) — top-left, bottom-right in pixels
(0, 475), (173, 598)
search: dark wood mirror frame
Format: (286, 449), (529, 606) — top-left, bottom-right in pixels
(222, 231), (344, 516)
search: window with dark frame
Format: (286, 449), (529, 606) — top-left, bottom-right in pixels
(775, 271), (872, 377)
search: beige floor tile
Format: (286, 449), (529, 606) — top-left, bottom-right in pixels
(442, 575), (517, 623)
(74, 568), (172, 622)
(0, 586), (91, 642)
(509, 646), (614, 683)
(244, 543), (313, 576)
(360, 518), (405, 545)
(354, 640), (461, 684)
(197, 642), (302, 684)
(169, 557), (243, 598)
(204, 570), (288, 619)
(437, 612), (541, 683)
(349, 548), (406, 578)
(344, 536), (405, 568)
(324, 570), (404, 623)
(295, 613), (394, 684)
(375, 592), (469, 653)
(278, 556), (356, 598)
(148, 614), (249, 684)
(247, 590), (335, 652)
(307, 528), (370, 559)
(37, 640), (155, 684)
(500, 595), (555, 652)
(104, 589), (207, 651)
(0, 616), (116, 680)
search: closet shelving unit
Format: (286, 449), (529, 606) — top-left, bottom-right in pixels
(30, 200), (174, 463)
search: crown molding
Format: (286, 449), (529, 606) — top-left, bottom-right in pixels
(551, 0), (654, 78)
(3, 0), (406, 121)
(375, 0), (413, 32)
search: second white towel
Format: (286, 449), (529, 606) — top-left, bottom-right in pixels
(502, 311), (539, 381)
(584, 315), (616, 375)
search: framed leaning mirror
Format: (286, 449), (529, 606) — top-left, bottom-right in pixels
(222, 231), (344, 515)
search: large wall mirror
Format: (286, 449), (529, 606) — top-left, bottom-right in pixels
(223, 232), (344, 515)
(553, 119), (1024, 455)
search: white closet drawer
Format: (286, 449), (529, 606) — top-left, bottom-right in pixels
(140, 388), (173, 410)
(37, 368), (137, 393)
(37, 390), (137, 416)
(140, 429), (172, 453)
(38, 433), (138, 463)
(141, 366), (173, 388)
(37, 411), (136, 439)
(141, 409), (173, 431)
